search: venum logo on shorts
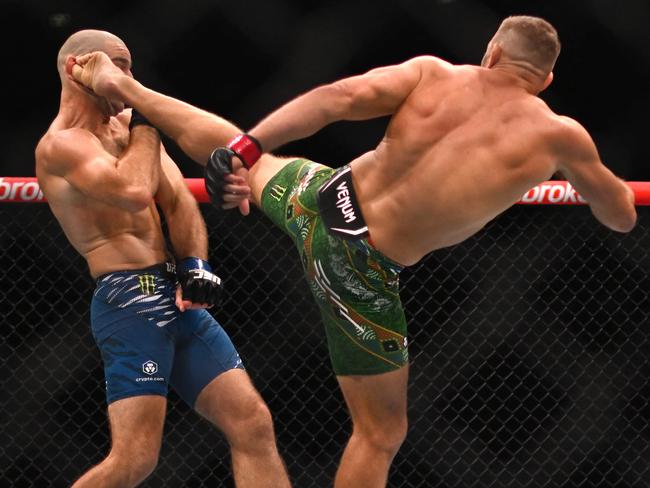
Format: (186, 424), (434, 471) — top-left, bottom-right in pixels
(336, 181), (357, 223)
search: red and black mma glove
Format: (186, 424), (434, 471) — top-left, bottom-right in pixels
(129, 109), (155, 131)
(177, 257), (223, 307)
(204, 134), (262, 207)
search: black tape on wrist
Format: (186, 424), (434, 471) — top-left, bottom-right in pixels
(129, 109), (154, 131)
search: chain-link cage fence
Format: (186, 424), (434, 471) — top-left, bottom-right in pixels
(1, 199), (649, 487)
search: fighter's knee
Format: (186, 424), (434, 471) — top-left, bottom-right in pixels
(108, 448), (159, 485)
(225, 398), (276, 450)
(355, 414), (408, 454)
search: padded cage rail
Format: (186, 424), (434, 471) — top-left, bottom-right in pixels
(1, 178), (649, 487)
(1, 177), (649, 205)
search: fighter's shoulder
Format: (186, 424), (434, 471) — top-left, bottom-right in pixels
(547, 115), (597, 158)
(551, 115), (592, 143)
(404, 55), (454, 76)
(38, 127), (99, 156)
(36, 128), (102, 173)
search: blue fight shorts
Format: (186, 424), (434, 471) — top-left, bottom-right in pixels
(90, 262), (244, 406)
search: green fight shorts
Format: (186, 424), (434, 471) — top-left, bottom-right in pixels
(261, 159), (408, 376)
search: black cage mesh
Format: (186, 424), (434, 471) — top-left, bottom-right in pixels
(1, 204), (648, 488)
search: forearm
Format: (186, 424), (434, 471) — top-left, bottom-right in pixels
(116, 125), (161, 198)
(165, 197), (209, 260)
(249, 84), (344, 152)
(115, 77), (240, 164)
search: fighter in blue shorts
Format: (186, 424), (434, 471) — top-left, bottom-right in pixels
(35, 30), (290, 488)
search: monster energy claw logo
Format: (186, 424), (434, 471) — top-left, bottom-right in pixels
(269, 184), (286, 201)
(138, 274), (156, 295)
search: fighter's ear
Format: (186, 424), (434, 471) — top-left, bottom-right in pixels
(540, 71), (554, 92)
(485, 43), (502, 68)
(64, 55), (76, 79)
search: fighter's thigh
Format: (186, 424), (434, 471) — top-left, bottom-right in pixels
(169, 309), (243, 407)
(337, 365), (409, 431)
(93, 319), (175, 404)
(193, 368), (270, 437)
(107, 395), (167, 456)
(249, 154), (296, 206)
(309, 233), (409, 375)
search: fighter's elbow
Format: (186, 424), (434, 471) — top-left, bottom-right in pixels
(120, 186), (154, 212)
(610, 209), (637, 233)
(612, 188), (638, 233)
(602, 203), (637, 233)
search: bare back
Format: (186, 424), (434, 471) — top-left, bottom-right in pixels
(352, 61), (569, 265)
(35, 115), (168, 278)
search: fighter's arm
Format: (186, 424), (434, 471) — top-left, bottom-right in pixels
(71, 52), (240, 165)
(558, 119), (636, 232)
(38, 124), (160, 212)
(156, 147), (223, 310)
(249, 56), (428, 152)
(156, 147), (208, 261)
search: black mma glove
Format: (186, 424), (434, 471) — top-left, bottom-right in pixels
(204, 133), (262, 208)
(129, 108), (155, 131)
(204, 147), (236, 207)
(177, 257), (223, 307)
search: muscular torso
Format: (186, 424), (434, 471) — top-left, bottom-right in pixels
(351, 63), (563, 265)
(36, 116), (168, 278)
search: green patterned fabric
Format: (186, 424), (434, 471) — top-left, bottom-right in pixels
(261, 159), (408, 375)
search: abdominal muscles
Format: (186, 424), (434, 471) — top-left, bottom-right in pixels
(50, 199), (168, 278)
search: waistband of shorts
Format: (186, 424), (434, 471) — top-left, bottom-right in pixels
(317, 165), (371, 240)
(95, 262), (177, 284)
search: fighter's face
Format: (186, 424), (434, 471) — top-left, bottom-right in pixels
(95, 41), (133, 117)
(105, 40), (133, 78)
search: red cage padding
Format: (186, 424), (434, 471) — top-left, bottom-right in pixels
(1, 177), (649, 205)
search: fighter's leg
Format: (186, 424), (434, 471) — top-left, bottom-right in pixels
(83, 267), (179, 487)
(306, 236), (409, 488)
(194, 370), (291, 488)
(170, 309), (290, 488)
(256, 158), (409, 486)
(334, 366), (409, 488)
(248, 154), (297, 206)
(72, 396), (166, 488)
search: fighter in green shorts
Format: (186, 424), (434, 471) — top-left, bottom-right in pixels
(72, 20), (628, 485)
(260, 159), (408, 375)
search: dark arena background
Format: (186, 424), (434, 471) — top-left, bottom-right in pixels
(1, 1), (650, 487)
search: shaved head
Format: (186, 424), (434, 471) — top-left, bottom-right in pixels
(57, 29), (127, 80)
(484, 16), (561, 79)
